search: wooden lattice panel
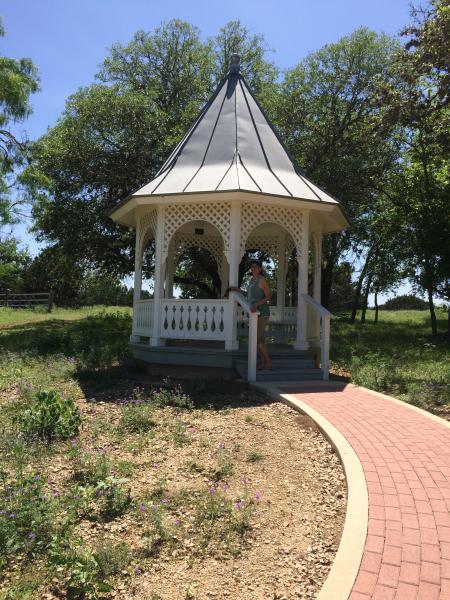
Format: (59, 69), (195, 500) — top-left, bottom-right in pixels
(163, 202), (231, 254)
(139, 209), (158, 254)
(240, 203), (303, 258)
(172, 233), (224, 268)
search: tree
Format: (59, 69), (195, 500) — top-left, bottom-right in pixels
(375, 0), (450, 335)
(0, 18), (39, 228)
(25, 20), (277, 289)
(273, 28), (401, 308)
(0, 237), (31, 290)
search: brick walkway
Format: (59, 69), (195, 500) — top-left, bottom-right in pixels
(283, 384), (450, 600)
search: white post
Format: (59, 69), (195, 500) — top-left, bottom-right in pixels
(130, 221), (142, 343)
(295, 211), (309, 350)
(312, 230), (322, 342)
(150, 205), (166, 347)
(313, 230), (322, 303)
(225, 200), (241, 350)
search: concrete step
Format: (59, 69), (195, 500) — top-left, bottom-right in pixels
(234, 359), (316, 370)
(255, 368), (324, 382)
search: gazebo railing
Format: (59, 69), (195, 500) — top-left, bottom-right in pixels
(159, 299), (230, 340)
(302, 294), (331, 379)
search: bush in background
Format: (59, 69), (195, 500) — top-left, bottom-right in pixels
(380, 295), (428, 310)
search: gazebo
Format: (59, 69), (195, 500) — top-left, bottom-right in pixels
(110, 55), (348, 382)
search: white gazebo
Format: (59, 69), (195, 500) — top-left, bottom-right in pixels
(110, 55), (348, 382)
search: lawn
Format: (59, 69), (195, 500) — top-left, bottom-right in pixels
(330, 308), (449, 414)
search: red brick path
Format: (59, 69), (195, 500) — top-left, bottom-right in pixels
(284, 384), (450, 600)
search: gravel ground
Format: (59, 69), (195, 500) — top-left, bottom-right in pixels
(114, 399), (347, 600)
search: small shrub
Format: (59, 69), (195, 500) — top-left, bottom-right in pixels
(140, 505), (173, 558)
(350, 352), (396, 392)
(169, 419), (191, 446)
(0, 474), (58, 560)
(17, 390), (81, 443)
(246, 450), (264, 463)
(49, 537), (112, 600)
(70, 446), (111, 486)
(118, 402), (156, 433)
(211, 448), (234, 481)
(152, 383), (193, 409)
(36, 329), (69, 355)
(407, 380), (450, 408)
(94, 540), (131, 578)
(94, 476), (132, 521)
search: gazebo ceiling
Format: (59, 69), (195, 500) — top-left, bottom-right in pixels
(110, 54), (348, 233)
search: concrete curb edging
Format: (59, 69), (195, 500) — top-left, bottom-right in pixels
(253, 382), (368, 600)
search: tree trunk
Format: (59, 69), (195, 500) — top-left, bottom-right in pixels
(374, 289), (379, 324)
(360, 272), (373, 324)
(350, 249), (373, 324)
(426, 286), (437, 336)
(321, 234), (341, 309)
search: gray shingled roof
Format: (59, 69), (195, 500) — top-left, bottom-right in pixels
(132, 56), (339, 205)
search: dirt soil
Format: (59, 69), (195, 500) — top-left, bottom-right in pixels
(82, 392), (346, 599)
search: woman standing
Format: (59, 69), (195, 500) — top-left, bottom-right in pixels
(231, 259), (272, 370)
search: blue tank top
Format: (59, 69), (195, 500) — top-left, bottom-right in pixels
(247, 276), (270, 317)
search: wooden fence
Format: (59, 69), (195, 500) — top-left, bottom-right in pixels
(0, 291), (53, 312)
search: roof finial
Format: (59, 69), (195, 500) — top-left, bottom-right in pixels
(229, 53), (240, 75)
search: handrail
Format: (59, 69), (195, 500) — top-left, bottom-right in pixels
(230, 291), (259, 382)
(302, 294), (331, 380)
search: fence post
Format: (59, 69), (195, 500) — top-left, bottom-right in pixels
(5, 289), (10, 308)
(48, 292), (53, 313)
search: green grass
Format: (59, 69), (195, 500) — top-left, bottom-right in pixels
(330, 309), (449, 409)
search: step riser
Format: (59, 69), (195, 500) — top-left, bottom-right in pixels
(256, 372), (323, 381)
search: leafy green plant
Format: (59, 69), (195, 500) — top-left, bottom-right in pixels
(93, 540), (131, 578)
(16, 390), (81, 442)
(94, 476), (132, 521)
(211, 447), (234, 481)
(350, 352), (396, 392)
(70, 446), (112, 486)
(140, 504), (173, 558)
(152, 383), (193, 409)
(118, 402), (156, 433)
(0, 474), (58, 562)
(49, 536), (112, 600)
(246, 450), (264, 463)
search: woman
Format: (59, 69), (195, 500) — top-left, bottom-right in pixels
(231, 259), (272, 370)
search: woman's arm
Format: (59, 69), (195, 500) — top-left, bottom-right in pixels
(250, 277), (272, 312)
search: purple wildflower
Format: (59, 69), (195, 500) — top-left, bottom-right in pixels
(218, 442), (225, 449)
(235, 501), (243, 511)
(27, 532), (36, 541)
(139, 502), (145, 512)
(209, 487), (217, 494)
(160, 498), (169, 505)
(255, 492), (261, 502)
(175, 518), (181, 526)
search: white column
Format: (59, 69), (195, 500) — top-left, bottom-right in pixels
(225, 200), (241, 350)
(130, 221), (142, 343)
(150, 205), (166, 347)
(313, 229), (322, 303)
(295, 210), (310, 350)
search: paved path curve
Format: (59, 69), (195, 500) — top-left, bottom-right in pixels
(278, 383), (450, 600)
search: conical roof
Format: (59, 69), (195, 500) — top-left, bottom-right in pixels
(132, 56), (339, 206)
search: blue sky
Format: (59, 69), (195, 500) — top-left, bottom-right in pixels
(2, 0), (414, 299)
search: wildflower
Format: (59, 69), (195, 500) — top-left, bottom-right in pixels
(8, 513), (16, 519)
(223, 484), (230, 492)
(139, 502), (145, 512)
(209, 487), (217, 494)
(27, 532), (36, 541)
(255, 492), (261, 502)
(160, 498), (169, 505)
(218, 442), (225, 449)
(235, 501), (243, 511)
(33, 475), (41, 481)
(175, 518), (181, 526)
